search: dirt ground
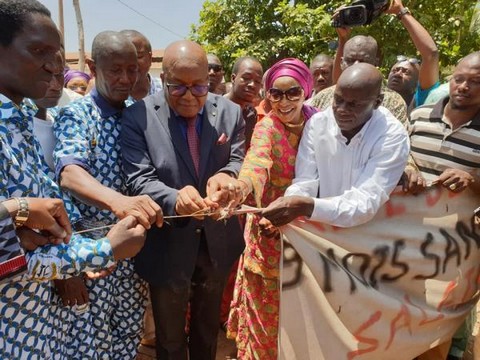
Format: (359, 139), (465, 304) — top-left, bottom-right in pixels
(136, 329), (237, 360)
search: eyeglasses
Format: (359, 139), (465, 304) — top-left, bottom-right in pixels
(267, 86), (303, 102)
(208, 64), (223, 72)
(165, 83), (209, 97)
(396, 55), (420, 65)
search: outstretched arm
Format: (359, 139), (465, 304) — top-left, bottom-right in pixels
(332, 26), (351, 85)
(387, 0), (439, 92)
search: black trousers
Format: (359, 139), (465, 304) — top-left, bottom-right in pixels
(150, 236), (228, 360)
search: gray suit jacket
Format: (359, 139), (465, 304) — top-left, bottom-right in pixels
(120, 92), (245, 285)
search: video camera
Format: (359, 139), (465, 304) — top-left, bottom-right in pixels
(332, 0), (391, 28)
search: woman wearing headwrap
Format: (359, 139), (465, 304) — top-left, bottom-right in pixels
(227, 58), (318, 359)
(64, 69), (91, 96)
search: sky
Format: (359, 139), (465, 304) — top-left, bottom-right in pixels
(39, 0), (207, 52)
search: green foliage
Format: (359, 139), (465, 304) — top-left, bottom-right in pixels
(191, 0), (480, 80)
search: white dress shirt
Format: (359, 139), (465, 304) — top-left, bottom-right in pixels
(285, 106), (409, 227)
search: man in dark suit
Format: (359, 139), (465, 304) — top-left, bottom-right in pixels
(120, 40), (245, 360)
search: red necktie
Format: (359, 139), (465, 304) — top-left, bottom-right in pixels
(187, 119), (200, 175)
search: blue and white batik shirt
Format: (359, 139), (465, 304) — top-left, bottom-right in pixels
(54, 88), (147, 359)
(0, 93), (116, 359)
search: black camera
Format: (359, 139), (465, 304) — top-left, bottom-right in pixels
(332, 0), (391, 28)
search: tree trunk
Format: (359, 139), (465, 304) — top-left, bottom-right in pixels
(72, 0), (85, 72)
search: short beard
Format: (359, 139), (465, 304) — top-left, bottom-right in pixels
(449, 100), (468, 111)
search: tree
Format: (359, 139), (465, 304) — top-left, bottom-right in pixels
(191, 0), (480, 79)
(191, 0), (333, 76)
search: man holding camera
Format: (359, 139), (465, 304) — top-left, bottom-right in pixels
(307, 33), (409, 125)
(318, 0), (439, 118)
(385, 0), (440, 114)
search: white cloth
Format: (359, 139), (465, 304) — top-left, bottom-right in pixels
(58, 87), (83, 107)
(33, 115), (55, 170)
(280, 187), (480, 360)
(285, 106), (409, 227)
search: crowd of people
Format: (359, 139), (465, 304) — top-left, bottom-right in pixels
(0, 0), (479, 359)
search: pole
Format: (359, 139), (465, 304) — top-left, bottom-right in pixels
(73, 0), (85, 72)
(58, 0), (65, 44)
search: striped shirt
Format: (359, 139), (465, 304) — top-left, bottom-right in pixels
(408, 97), (480, 181)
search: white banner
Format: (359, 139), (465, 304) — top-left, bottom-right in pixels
(280, 187), (480, 360)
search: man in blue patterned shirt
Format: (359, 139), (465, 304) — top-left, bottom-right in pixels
(54, 30), (163, 359)
(0, 1), (148, 358)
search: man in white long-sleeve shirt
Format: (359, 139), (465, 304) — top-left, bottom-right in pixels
(262, 63), (410, 227)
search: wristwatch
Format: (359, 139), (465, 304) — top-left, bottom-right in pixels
(397, 7), (411, 20)
(13, 198), (29, 227)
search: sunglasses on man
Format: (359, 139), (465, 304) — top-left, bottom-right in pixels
(267, 86), (303, 103)
(396, 55), (421, 65)
(165, 83), (209, 97)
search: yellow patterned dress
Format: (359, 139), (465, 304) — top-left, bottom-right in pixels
(227, 113), (310, 359)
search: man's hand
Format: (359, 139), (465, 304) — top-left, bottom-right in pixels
(438, 168), (475, 193)
(206, 172), (242, 209)
(335, 26), (352, 43)
(332, 5), (352, 40)
(54, 276), (89, 307)
(385, 0), (403, 15)
(85, 264), (117, 280)
(401, 166), (427, 195)
(258, 217), (280, 239)
(262, 196), (315, 227)
(110, 194), (163, 229)
(16, 227), (51, 251)
(106, 215), (146, 260)
(175, 185), (210, 218)
(3, 197), (72, 244)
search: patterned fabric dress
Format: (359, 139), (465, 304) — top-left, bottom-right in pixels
(0, 94), (116, 359)
(227, 113), (311, 359)
(54, 89), (147, 359)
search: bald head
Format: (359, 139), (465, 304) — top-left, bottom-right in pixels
(456, 51), (480, 69)
(91, 31), (137, 64)
(333, 63), (384, 140)
(161, 40), (209, 120)
(163, 40), (208, 78)
(338, 62), (382, 96)
(448, 51), (480, 111)
(342, 35), (378, 68)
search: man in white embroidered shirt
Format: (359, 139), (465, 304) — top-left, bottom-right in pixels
(262, 63), (410, 227)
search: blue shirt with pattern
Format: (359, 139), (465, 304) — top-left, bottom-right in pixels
(54, 87), (133, 225)
(0, 93), (116, 359)
(53, 87), (147, 359)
